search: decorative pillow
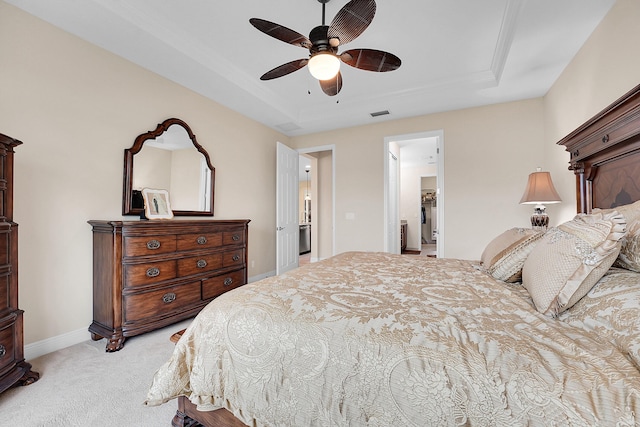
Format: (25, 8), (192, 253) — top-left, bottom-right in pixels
(593, 200), (640, 272)
(521, 211), (626, 317)
(559, 267), (640, 370)
(480, 228), (544, 282)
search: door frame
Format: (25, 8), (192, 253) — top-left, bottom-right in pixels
(384, 130), (445, 257)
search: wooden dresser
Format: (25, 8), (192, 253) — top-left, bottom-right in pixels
(0, 133), (39, 394)
(88, 219), (250, 352)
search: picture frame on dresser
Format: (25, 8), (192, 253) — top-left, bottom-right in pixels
(142, 188), (173, 220)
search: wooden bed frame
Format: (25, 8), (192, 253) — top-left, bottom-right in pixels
(558, 83), (640, 212)
(170, 83), (640, 427)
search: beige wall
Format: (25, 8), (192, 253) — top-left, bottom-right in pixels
(0, 2), (288, 345)
(291, 98), (546, 260)
(2, 0), (639, 352)
(544, 0), (640, 225)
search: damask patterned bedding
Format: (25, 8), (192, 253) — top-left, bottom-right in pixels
(145, 251), (640, 426)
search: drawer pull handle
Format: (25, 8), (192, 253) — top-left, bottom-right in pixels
(232, 234), (240, 241)
(196, 259), (207, 268)
(602, 134), (610, 144)
(197, 236), (207, 245)
(232, 255), (240, 262)
(224, 277), (233, 286)
(147, 240), (161, 250)
(146, 267), (160, 278)
(0, 344), (5, 358)
(162, 292), (176, 304)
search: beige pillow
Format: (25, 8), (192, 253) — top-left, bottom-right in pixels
(594, 200), (640, 272)
(559, 267), (640, 370)
(522, 211), (626, 317)
(480, 228), (544, 282)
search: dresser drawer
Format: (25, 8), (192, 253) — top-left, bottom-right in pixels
(123, 235), (177, 257)
(0, 275), (9, 312)
(0, 320), (15, 372)
(124, 260), (177, 287)
(177, 253), (223, 277)
(202, 269), (245, 300)
(124, 281), (202, 323)
(0, 230), (9, 268)
(176, 232), (223, 252)
(223, 249), (244, 268)
(223, 229), (245, 245)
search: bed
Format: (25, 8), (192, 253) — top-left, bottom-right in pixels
(145, 84), (640, 426)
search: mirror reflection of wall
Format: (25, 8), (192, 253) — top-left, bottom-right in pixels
(170, 149), (205, 210)
(132, 124), (211, 212)
(134, 146), (171, 191)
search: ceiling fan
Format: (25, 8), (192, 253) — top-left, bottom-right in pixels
(249, 0), (401, 96)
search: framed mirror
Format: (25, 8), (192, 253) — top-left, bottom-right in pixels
(122, 118), (215, 216)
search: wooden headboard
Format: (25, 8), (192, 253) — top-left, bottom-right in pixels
(558, 84), (640, 213)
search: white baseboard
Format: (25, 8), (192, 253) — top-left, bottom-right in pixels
(25, 327), (90, 361)
(249, 270), (275, 283)
(25, 270), (278, 360)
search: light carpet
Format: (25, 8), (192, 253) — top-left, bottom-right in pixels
(0, 319), (193, 426)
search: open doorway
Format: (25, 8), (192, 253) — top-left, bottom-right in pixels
(298, 146), (335, 265)
(298, 155), (312, 266)
(419, 176), (438, 257)
(384, 131), (444, 257)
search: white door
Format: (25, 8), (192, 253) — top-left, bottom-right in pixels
(276, 142), (299, 275)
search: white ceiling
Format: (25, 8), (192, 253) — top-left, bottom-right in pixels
(6, 0), (615, 137)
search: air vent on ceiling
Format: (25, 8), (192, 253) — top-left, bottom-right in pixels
(276, 122), (302, 132)
(370, 110), (390, 118)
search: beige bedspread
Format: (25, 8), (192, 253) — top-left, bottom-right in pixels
(145, 251), (640, 426)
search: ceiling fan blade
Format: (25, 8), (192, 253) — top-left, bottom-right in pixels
(250, 18), (312, 49)
(319, 71), (343, 96)
(340, 49), (401, 72)
(260, 59), (309, 80)
(328, 0), (376, 46)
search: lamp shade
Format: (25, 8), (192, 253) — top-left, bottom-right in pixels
(519, 170), (562, 204)
(308, 52), (340, 80)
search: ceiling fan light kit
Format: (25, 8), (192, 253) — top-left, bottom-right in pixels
(308, 52), (341, 80)
(250, 0), (401, 96)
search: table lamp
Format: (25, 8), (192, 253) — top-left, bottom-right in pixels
(519, 168), (562, 230)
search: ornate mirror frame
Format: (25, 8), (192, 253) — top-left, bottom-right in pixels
(122, 118), (215, 216)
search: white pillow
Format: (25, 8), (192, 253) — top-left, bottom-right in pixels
(522, 211), (626, 317)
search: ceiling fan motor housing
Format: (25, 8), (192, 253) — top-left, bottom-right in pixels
(309, 25), (338, 55)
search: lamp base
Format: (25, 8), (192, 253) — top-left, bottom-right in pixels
(531, 213), (549, 231)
